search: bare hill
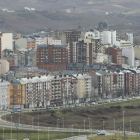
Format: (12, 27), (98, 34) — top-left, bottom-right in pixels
(0, 11), (139, 34)
(1, 0), (140, 14)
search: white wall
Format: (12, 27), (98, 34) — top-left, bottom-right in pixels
(15, 38), (27, 48)
(85, 31), (95, 38)
(102, 30), (116, 45)
(122, 47), (135, 66)
(0, 80), (10, 110)
(126, 33), (133, 45)
(1, 33), (13, 51)
(0, 60), (9, 74)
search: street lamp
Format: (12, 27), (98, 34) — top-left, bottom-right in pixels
(38, 115), (39, 140)
(32, 118), (34, 129)
(3, 128), (4, 139)
(88, 117), (90, 130)
(122, 111), (125, 137)
(11, 116), (12, 139)
(130, 120), (131, 132)
(84, 120), (85, 131)
(103, 121), (105, 130)
(62, 117), (64, 129)
(72, 125), (74, 139)
(48, 127), (49, 140)
(91, 123), (92, 134)
(113, 118), (115, 132)
(18, 113), (20, 124)
(57, 119), (59, 131)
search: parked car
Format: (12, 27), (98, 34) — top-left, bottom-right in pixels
(91, 102), (96, 105)
(98, 102), (102, 104)
(97, 131), (105, 136)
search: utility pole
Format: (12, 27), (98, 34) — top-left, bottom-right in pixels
(122, 111), (125, 139)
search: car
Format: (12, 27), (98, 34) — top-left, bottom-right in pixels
(83, 130), (89, 132)
(97, 131), (105, 136)
(91, 102), (96, 105)
(98, 102), (102, 104)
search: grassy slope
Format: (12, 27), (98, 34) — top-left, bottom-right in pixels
(0, 127), (83, 140)
(88, 135), (139, 140)
(6, 99), (140, 132)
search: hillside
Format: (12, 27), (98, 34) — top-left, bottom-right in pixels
(6, 99), (140, 132)
(0, 0), (140, 34)
(1, 0), (140, 14)
(1, 11), (140, 35)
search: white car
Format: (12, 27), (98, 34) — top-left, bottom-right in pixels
(97, 131), (105, 136)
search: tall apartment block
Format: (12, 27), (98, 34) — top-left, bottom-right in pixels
(37, 45), (67, 72)
(68, 41), (93, 65)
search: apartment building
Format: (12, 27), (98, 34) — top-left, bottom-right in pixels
(113, 70), (125, 96)
(68, 41), (93, 65)
(0, 79), (10, 110)
(43, 37), (62, 45)
(93, 69), (114, 98)
(0, 33), (13, 59)
(95, 53), (112, 64)
(20, 75), (53, 108)
(37, 45), (67, 72)
(10, 79), (26, 108)
(62, 30), (81, 44)
(27, 40), (36, 49)
(105, 47), (122, 65)
(122, 47), (135, 67)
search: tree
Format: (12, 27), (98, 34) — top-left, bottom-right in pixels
(98, 22), (107, 28)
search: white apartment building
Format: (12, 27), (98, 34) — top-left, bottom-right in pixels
(85, 30), (116, 45)
(43, 37), (62, 45)
(20, 75), (54, 108)
(122, 47), (135, 67)
(126, 33), (133, 45)
(75, 74), (92, 103)
(102, 30), (116, 45)
(35, 37), (44, 46)
(95, 53), (112, 64)
(0, 79), (10, 110)
(0, 33), (13, 58)
(115, 40), (132, 48)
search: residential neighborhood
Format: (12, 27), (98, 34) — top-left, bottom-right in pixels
(0, 29), (139, 111)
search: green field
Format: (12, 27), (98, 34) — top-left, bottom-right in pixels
(0, 127), (85, 140)
(5, 99), (140, 132)
(88, 135), (139, 140)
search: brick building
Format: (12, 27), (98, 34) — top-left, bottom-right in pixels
(62, 30), (81, 44)
(37, 45), (67, 72)
(105, 47), (122, 65)
(68, 41), (93, 65)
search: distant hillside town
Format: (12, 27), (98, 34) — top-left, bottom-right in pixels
(0, 29), (140, 110)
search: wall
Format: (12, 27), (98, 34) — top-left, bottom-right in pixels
(15, 38), (27, 48)
(0, 60), (9, 74)
(122, 47), (135, 67)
